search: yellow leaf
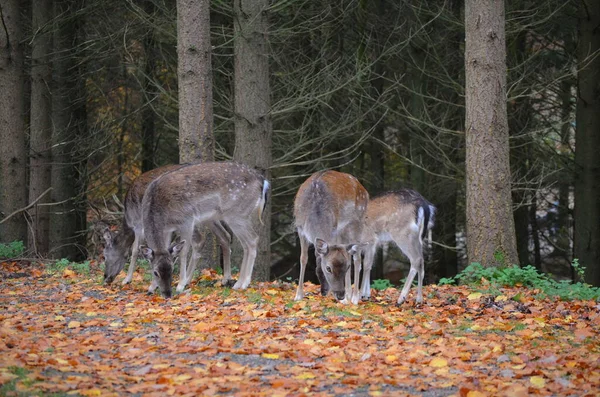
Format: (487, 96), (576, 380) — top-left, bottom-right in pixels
(466, 391), (486, 397)
(67, 321), (81, 329)
(384, 355), (398, 364)
(429, 357), (448, 368)
(303, 339), (315, 345)
(85, 312), (97, 317)
(63, 268), (75, 278)
(55, 315), (65, 321)
(335, 321), (347, 327)
(467, 292), (482, 300)
(193, 322), (210, 332)
(109, 322), (123, 327)
(349, 310), (361, 316)
(369, 391), (383, 396)
(295, 372), (316, 380)
(530, 376), (545, 388)
(78, 389), (103, 396)
(495, 295), (508, 302)
(266, 289), (278, 295)
(261, 353), (280, 360)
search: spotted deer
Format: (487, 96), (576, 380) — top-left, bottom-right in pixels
(293, 170), (369, 303)
(140, 162), (270, 298)
(102, 164), (231, 292)
(359, 189), (435, 305)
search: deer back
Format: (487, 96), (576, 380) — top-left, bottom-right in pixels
(142, 162), (268, 253)
(294, 170), (368, 244)
(123, 164), (187, 232)
(363, 189), (436, 245)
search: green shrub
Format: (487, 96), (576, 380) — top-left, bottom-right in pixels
(47, 258), (91, 275)
(371, 278), (394, 291)
(0, 241), (25, 259)
(438, 261), (600, 301)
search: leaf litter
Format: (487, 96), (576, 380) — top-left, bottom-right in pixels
(0, 261), (599, 396)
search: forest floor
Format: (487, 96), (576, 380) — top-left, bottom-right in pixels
(0, 260), (599, 397)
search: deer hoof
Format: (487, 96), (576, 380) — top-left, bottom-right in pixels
(221, 279), (236, 288)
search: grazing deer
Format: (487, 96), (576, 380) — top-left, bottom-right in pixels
(293, 170), (368, 303)
(359, 189), (435, 305)
(102, 164), (231, 292)
(140, 161), (270, 298)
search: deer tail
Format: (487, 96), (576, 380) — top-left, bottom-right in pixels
(257, 179), (270, 225)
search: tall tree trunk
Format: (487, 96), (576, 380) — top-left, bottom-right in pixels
(0, 0), (27, 244)
(177, 0), (214, 163)
(50, 0), (86, 260)
(464, 0), (518, 266)
(556, 79), (573, 259)
(29, 0), (53, 255)
(574, 0), (600, 286)
(233, 0), (272, 282)
(176, 0), (217, 271)
(141, 0), (156, 173)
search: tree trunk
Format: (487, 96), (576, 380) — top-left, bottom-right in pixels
(50, 0), (86, 260)
(464, 0), (518, 266)
(233, 0), (273, 282)
(29, 0), (53, 256)
(574, 0), (600, 286)
(176, 0), (217, 271)
(0, 0), (27, 245)
(141, 0), (156, 173)
(177, 0), (214, 163)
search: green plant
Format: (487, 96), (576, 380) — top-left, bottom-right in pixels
(0, 241), (25, 259)
(440, 262), (600, 301)
(47, 259), (90, 275)
(371, 278), (393, 291)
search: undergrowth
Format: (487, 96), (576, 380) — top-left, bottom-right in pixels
(439, 259), (600, 301)
(0, 241), (25, 259)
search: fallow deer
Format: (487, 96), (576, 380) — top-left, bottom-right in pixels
(102, 164), (231, 292)
(140, 162), (270, 298)
(293, 170), (368, 303)
(359, 189), (435, 305)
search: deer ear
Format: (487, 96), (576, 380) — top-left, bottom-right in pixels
(103, 230), (113, 246)
(140, 245), (154, 261)
(315, 239), (328, 255)
(169, 240), (186, 258)
(347, 244), (360, 255)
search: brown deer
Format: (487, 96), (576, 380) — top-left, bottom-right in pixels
(293, 170), (368, 303)
(359, 189), (435, 305)
(102, 164), (231, 292)
(140, 162), (270, 298)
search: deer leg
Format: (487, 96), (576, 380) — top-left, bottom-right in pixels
(209, 222), (233, 287)
(175, 227), (194, 293)
(360, 246), (375, 300)
(396, 235), (424, 305)
(183, 227), (206, 288)
(315, 256), (329, 296)
(232, 225), (258, 290)
(294, 232), (309, 301)
(123, 232), (140, 285)
(351, 250), (362, 305)
(339, 263), (352, 305)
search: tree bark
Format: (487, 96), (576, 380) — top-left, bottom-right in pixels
(574, 0), (600, 286)
(0, 0), (27, 244)
(50, 0), (86, 260)
(177, 0), (214, 163)
(29, 0), (53, 255)
(233, 0), (272, 281)
(465, 0), (518, 266)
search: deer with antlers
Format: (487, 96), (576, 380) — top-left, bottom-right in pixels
(140, 162), (270, 298)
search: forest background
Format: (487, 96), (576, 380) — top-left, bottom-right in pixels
(0, 0), (599, 289)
